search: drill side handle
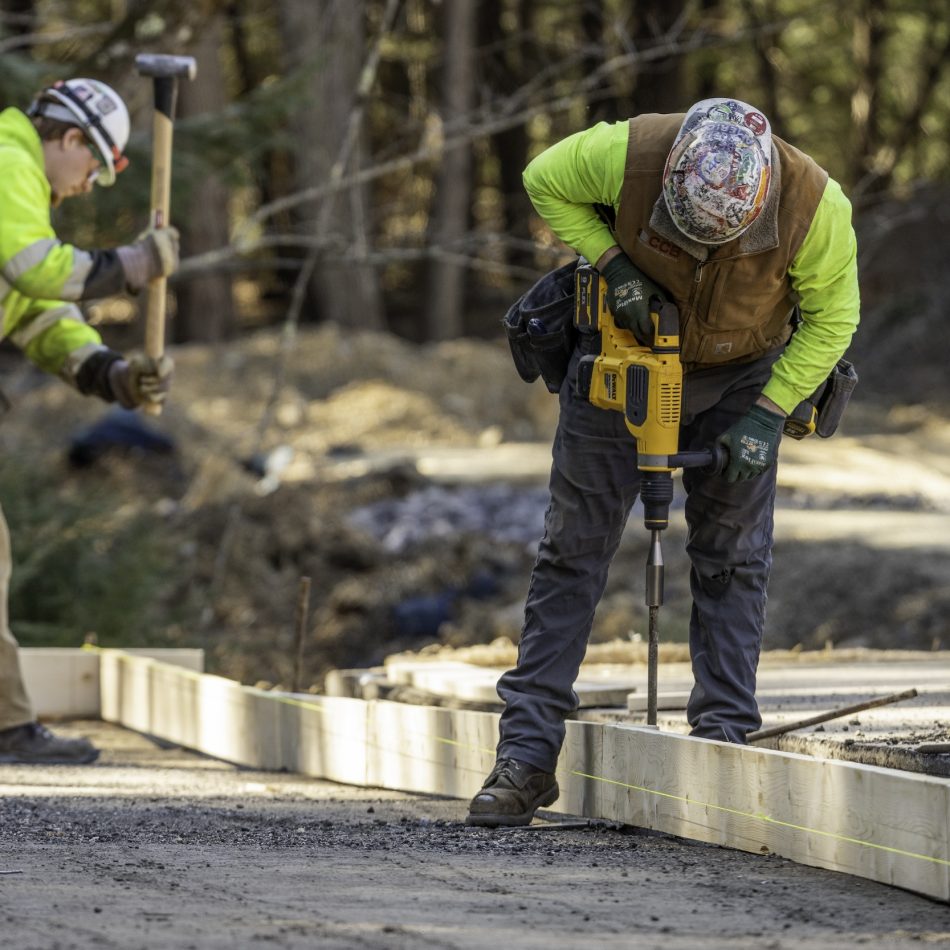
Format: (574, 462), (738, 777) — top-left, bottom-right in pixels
(668, 445), (728, 475)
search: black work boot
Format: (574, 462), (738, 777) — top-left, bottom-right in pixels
(0, 722), (99, 765)
(466, 757), (558, 827)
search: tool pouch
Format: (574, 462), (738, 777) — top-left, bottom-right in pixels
(502, 260), (578, 394)
(814, 357), (858, 438)
(786, 358), (858, 440)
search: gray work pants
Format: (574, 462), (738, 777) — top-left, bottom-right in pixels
(0, 503), (33, 731)
(497, 335), (783, 772)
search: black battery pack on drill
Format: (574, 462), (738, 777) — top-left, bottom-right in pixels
(783, 358), (858, 440)
(502, 260), (579, 393)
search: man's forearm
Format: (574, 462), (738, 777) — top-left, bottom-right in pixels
(754, 394), (786, 417)
(595, 246), (622, 270)
(522, 121), (629, 263)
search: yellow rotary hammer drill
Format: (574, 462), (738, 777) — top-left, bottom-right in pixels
(573, 263), (726, 726)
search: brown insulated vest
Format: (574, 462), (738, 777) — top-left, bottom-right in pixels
(614, 114), (828, 368)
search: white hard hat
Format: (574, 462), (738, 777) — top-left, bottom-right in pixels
(28, 78), (130, 186)
(662, 98), (772, 245)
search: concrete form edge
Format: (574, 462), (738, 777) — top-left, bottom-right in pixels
(88, 649), (950, 903)
(21, 647), (205, 718)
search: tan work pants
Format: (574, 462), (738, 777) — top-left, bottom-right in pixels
(0, 503), (33, 731)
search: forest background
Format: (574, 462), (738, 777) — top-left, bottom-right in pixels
(0, 0), (949, 687)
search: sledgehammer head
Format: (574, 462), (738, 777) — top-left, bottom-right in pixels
(134, 54), (197, 81)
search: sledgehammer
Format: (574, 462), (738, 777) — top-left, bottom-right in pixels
(134, 53), (197, 415)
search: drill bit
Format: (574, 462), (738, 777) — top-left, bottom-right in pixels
(645, 529), (664, 726)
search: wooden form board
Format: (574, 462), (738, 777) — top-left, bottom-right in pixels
(90, 648), (950, 903)
(383, 659), (638, 707)
(20, 647), (204, 718)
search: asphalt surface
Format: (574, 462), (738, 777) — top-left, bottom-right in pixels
(1, 721), (949, 949)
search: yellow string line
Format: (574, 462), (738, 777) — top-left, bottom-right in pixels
(275, 691), (950, 870)
(567, 769), (950, 868)
(91, 648), (950, 870)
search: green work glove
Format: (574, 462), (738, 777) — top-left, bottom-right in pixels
(600, 253), (665, 345)
(716, 404), (784, 483)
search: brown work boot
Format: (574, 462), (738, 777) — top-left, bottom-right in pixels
(466, 757), (558, 827)
(0, 722), (99, 765)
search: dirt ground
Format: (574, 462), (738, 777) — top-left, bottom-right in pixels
(2, 721), (949, 950)
(4, 323), (950, 692)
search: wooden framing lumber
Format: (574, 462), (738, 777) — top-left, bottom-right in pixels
(381, 658), (638, 707)
(33, 648), (950, 903)
(21, 647), (204, 718)
(96, 650), (950, 901)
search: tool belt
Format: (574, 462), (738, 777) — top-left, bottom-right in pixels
(502, 260), (578, 394)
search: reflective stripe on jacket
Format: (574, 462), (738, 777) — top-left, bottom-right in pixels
(0, 107), (103, 380)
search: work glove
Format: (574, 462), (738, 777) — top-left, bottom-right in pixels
(107, 353), (175, 410)
(600, 253), (665, 345)
(716, 404), (784, 483)
(115, 226), (180, 294)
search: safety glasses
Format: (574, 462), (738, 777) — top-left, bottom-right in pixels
(84, 140), (104, 184)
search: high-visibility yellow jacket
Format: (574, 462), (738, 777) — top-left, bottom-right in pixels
(522, 119), (860, 414)
(0, 107), (127, 387)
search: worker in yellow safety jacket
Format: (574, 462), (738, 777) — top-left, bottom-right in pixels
(0, 77), (179, 764)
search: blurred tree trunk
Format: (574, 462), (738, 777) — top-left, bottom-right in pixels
(738, 0), (784, 133)
(580, 1), (620, 121)
(174, 8), (236, 343)
(850, 0), (888, 192)
(630, 0), (687, 114)
(2, 0), (37, 39)
(227, 0), (297, 304)
(479, 0), (536, 274)
(424, 0), (477, 340)
(692, 0), (723, 103)
(278, 0), (384, 330)
(850, 1), (950, 201)
(581, 0), (637, 123)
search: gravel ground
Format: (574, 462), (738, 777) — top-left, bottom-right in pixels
(1, 722), (949, 949)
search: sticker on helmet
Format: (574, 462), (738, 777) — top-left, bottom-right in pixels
(744, 111), (767, 136)
(662, 98), (773, 245)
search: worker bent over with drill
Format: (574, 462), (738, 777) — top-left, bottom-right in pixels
(468, 98), (860, 827)
(0, 78), (179, 764)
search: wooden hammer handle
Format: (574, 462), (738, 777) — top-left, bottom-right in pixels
(142, 85), (176, 416)
(144, 109), (173, 359)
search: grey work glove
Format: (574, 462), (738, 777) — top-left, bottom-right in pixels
(107, 353), (175, 410)
(115, 226), (180, 294)
(600, 253), (666, 345)
(716, 404), (784, 483)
